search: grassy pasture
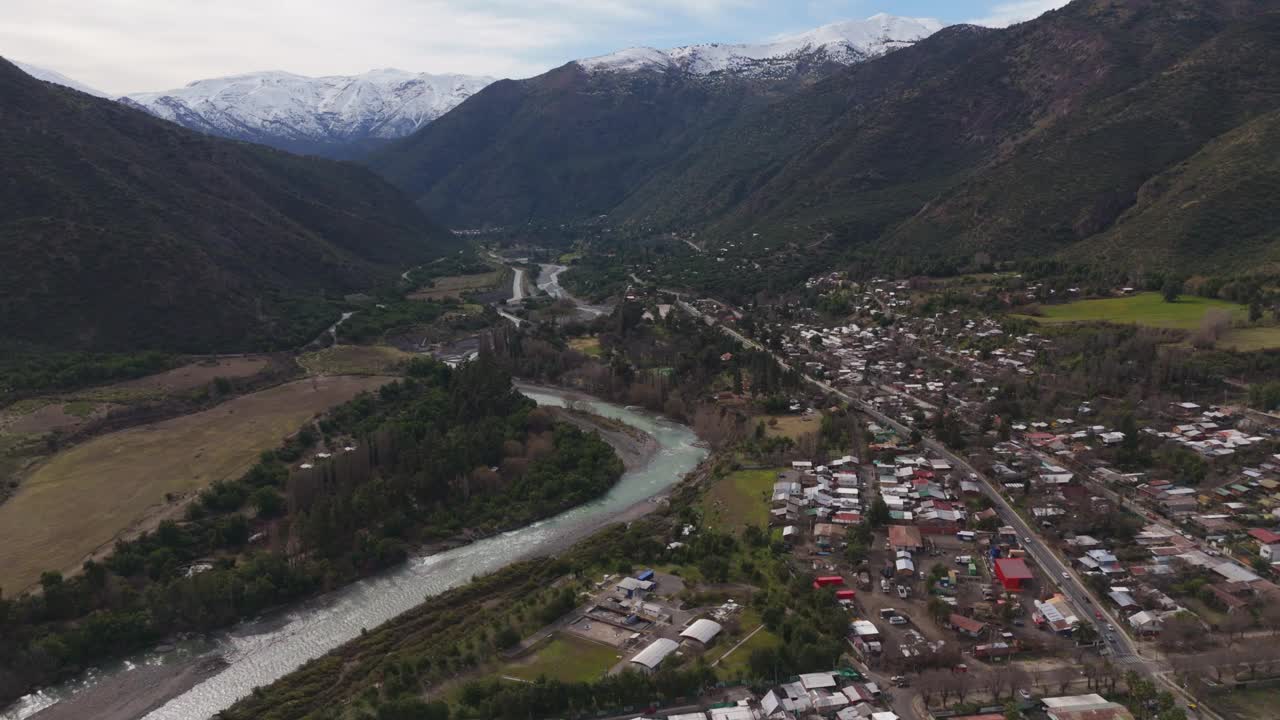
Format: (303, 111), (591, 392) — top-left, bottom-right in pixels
(503, 634), (619, 683)
(409, 270), (504, 301)
(754, 413), (820, 440)
(299, 345), (416, 375)
(568, 336), (603, 358)
(699, 468), (781, 534)
(1024, 292), (1246, 330)
(0, 375), (389, 591)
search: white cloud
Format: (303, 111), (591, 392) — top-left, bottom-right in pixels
(0, 0), (758, 95)
(968, 0), (1069, 28)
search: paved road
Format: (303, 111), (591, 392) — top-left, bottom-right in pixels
(677, 302), (1218, 720)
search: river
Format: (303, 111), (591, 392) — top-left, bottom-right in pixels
(3, 388), (706, 720)
(538, 263), (610, 318)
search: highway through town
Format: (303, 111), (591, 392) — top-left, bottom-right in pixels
(676, 298), (1218, 720)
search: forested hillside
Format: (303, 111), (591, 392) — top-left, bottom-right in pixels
(369, 64), (801, 227)
(0, 57), (456, 353)
(371, 0), (1280, 275)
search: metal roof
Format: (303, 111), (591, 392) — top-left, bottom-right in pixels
(679, 618), (724, 645)
(630, 638), (679, 669)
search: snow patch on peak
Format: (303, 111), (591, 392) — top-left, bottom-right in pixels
(577, 47), (675, 74)
(14, 60), (109, 97)
(576, 14), (944, 78)
(122, 68), (495, 148)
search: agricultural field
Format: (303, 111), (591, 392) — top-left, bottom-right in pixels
(0, 375), (390, 592)
(502, 634), (620, 683)
(1024, 292), (1247, 330)
(754, 413), (820, 440)
(699, 468), (781, 534)
(1214, 326), (1280, 351)
(299, 345), (416, 375)
(409, 270), (504, 301)
(103, 356), (269, 394)
(568, 336), (603, 358)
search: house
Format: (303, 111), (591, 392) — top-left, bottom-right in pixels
(1035, 594), (1080, 633)
(1248, 528), (1280, 560)
(995, 558), (1033, 591)
(1043, 694), (1135, 720)
(888, 525), (924, 551)
(948, 613), (987, 639)
(680, 618), (723, 647)
(895, 551), (916, 577)
(617, 577), (655, 598)
(815, 523), (842, 548)
(629, 638), (679, 673)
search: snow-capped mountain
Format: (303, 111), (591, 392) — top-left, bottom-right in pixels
(120, 69), (494, 159)
(14, 60), (108, 97)
(578, 14), (944, 78)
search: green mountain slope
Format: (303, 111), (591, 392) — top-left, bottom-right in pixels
(0, 58), (456, 352)
(368, 0), (1280, 276)
(369, 64), (805, 227)
(1072, 108), (1280, 269)
(883, 2), (1280, 262)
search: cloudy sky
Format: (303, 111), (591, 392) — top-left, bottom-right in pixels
(5, 0), (1070, 95)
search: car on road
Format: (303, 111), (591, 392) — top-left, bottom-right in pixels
(1061, 571), (1070, 579)
(1023, 536), (1032, 544)
(1107, 623), (1115, 631)
(1095, 610), (1104, 620)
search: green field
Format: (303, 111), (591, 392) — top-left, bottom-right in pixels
(699, 468), (780, 533)
(299, 345), (416, 375)
(1216, 326), (1280, 351)
(1026, 292), (1247, 330)
(504, 634), (619, 683)
(715, 615), (780, 681)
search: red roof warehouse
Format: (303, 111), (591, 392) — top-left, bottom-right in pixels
(994, 558), (1033, 591)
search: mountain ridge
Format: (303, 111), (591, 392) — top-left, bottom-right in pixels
(119, 68), (495, 159)
(577, 14), (943, 78)
(0, 56), (455, 352)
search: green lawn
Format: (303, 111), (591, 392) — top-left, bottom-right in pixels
(1025, 292), (1247, 330)
(504, 634), (619, 683)
(1216, 326), (1280, 351)
(715, 617), (780, 681)
(699, 468), (781, 534)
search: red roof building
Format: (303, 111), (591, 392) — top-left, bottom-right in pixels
(994, 558), (1033, 591)
(1248, 528), (1280, 545)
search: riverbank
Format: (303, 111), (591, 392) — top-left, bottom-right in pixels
(30, 657), (226, 720)
(5, 386), (701, 720)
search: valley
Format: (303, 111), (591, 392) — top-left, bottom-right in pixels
(7, 2), (1280, 720)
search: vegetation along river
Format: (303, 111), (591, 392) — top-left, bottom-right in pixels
(3, 386), (707, 720)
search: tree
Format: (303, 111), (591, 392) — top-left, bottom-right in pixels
(1162, 276), (1183, 303)
(251, 487), (285, 518)
(868, 498), (891, 528)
